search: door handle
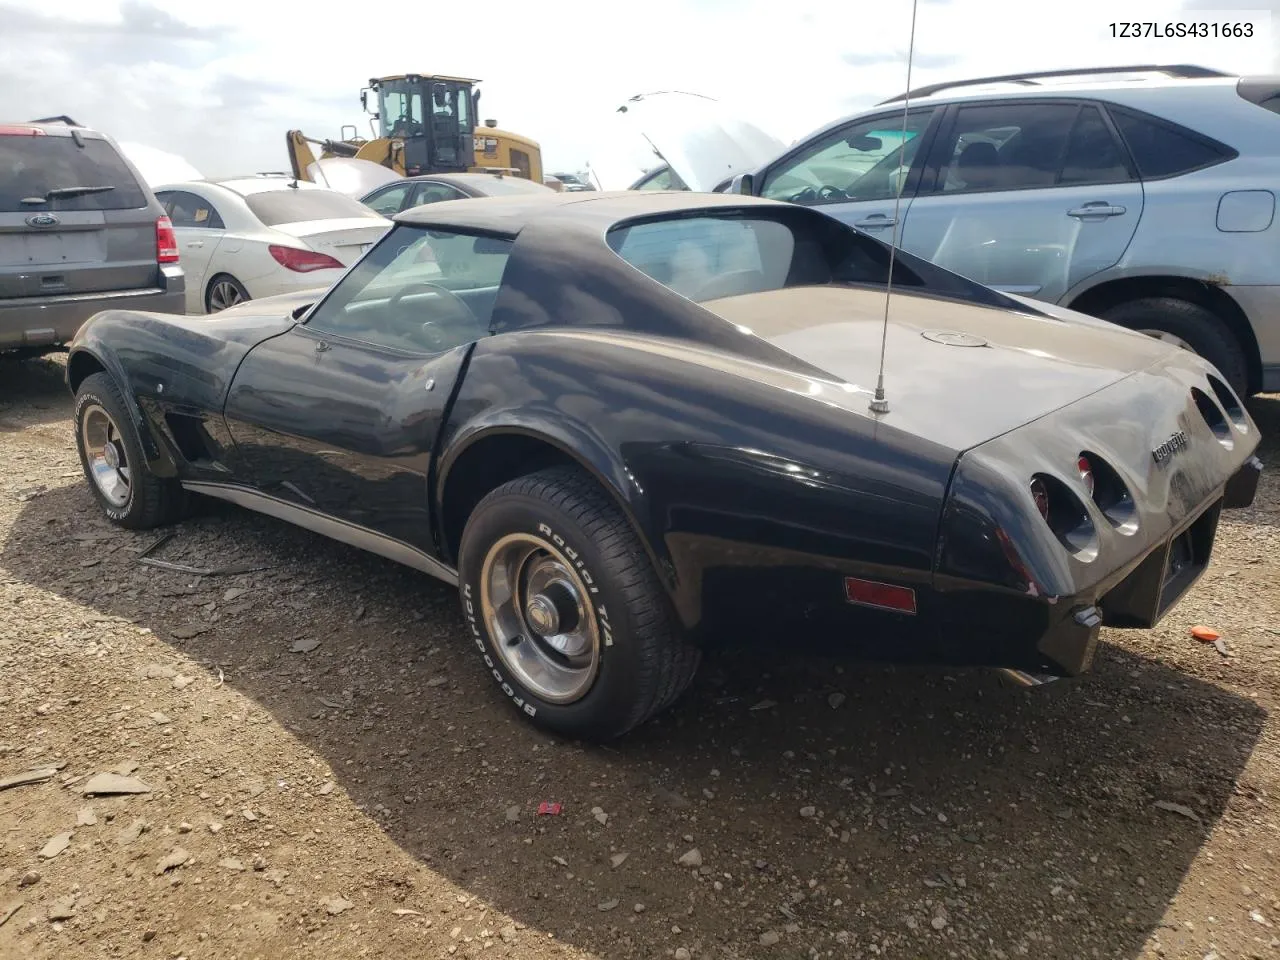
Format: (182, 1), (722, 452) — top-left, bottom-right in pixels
(314, 340), (331, 353)
(1067, 203), (1127, 219)
(854, 215), (897, 229)
(186, 240), (204, 248)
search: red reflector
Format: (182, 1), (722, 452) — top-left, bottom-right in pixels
(155, 216), (179, 264)
(1077, 456), (1095, 497)
(843, 577), (918, 614)
(0, 124), (45, 136)
(268, 244), (345, 273)
(1030, 477), (1050, 520)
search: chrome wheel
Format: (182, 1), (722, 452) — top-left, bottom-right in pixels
(1139, 328), (1195, 352)
(208, 278), (245, 312)
(79, 404), (131, 508)
(480, 532), (601, 704)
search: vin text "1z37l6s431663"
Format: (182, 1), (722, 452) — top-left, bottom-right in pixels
(1109, 21), (1255, 37)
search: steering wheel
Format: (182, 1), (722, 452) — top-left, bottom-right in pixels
(788, 184), (850, 204)
(387, 281), (477, 349)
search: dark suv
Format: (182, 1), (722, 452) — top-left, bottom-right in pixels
(1, 118), (185, 356)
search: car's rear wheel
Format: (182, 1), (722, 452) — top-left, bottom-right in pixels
(1102, 296), (1249, 396)
(206, 274), (250, 313)
(458, 465), (698, 740)
(73, 373), (189, 529)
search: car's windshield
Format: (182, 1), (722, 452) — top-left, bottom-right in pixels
(243, 188), (386, 226)
(0, 132), (148, 212)
(301, 223), (512, 354)
(320, 224), (511, 310)
(762, 112), (933, 203)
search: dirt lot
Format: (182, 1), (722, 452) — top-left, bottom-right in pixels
(1, 354), (1278, 960)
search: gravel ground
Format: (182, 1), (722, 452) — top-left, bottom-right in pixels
(1, 354), (1278, 960)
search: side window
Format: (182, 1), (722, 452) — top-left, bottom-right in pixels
(761, 109), (935, 204)
(937, 103), (1078, 193)
(1059, 105), (1131, 185)
(365, 183), (412, 216)
(161, 190), (225, 229)
(1109, 108), (1235, 179)
(412, 182), (467, 205)
(303, 224), (512, 354)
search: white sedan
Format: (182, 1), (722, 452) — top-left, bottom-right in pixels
(152, 176), (393, 314)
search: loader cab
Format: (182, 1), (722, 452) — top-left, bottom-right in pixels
(367, 75), (478, 176)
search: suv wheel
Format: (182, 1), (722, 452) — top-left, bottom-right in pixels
(1102, 297), (1249, 396)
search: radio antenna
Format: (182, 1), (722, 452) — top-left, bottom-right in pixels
(869, 0), (921, 416)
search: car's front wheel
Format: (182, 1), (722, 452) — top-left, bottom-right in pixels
(73, 372), (189, 529)
(458, 466), (698, 740)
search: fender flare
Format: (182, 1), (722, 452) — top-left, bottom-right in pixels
(67, 343), (180, 477)
(435, 414), (680, 600)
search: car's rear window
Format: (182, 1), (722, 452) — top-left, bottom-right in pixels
(605, 209), (1021, 310)
(473, 176), (551, 195)
(243, 189), (386, 226)
(1109, 108), (1237, 179)
(0, 132), (149, 213)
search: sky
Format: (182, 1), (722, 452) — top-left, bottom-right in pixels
(0, 0), (1275, 183)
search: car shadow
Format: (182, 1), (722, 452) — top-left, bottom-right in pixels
(1, 481), (1268, 959)
(0, 354), (74, 432)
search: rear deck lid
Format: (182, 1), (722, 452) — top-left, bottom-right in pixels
(239, 185), (392, 265)
(269, 218), (393, 265)
(702, 285), (1174, 453)
(0, 124), (157, 298)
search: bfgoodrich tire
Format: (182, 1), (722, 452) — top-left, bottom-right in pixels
(458, 465), (698, 741)
(73, 372), (189, 530)
(1102, 296), (1250, 396)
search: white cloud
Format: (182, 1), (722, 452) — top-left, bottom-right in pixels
(0, 0), (1273, 179)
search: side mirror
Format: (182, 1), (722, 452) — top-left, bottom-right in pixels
(727, 173), (755, 196)
(360, 88), (369, 112)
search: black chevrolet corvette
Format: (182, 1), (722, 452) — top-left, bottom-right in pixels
(65, 190), (1263, 739)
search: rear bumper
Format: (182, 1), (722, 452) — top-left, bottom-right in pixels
(0, 266), (186, 350)
(692, 458), (1257, 677)
(1028, 452), (1262, 674)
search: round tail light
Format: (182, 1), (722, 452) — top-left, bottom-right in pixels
(1077, 455), (1095, 497)
(1030, 477), (1050, 520)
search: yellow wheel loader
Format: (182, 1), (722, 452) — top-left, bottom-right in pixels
(286, 74), (542, 184)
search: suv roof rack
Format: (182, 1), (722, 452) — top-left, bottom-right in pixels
(877, 64), (1234, 104)
(29, 115), (84, 127)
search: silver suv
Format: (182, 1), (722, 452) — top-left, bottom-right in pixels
(1, 117), (185, 356)
(637, 66), (1280, 395)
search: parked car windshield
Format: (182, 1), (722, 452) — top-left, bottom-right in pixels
(244, 188), (386, 226)
(0, 133), (148, 212)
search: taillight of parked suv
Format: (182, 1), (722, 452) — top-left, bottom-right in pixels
(156, 216), (180, 263)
